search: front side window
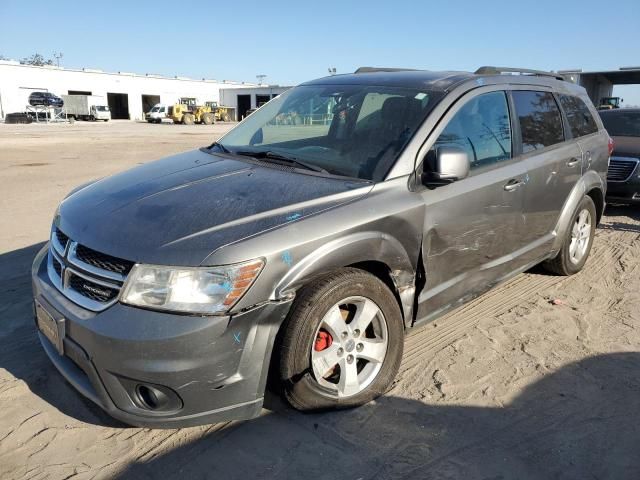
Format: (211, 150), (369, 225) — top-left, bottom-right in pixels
(218, 85), (442, 181)
(434, 91), (512, 169)
(559, 94), (598, 137)
(512, 91), (564, 153)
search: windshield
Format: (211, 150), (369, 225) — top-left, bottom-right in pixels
(95, 106), (109, 111)
(600, 111), (640, 137)
(218, 84), (442, 180)
(150, 106), (160, 112)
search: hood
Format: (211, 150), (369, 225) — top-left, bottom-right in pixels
(57, 149), (371, 266)
(611, 136), (640, 158)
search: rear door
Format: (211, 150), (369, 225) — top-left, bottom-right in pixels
(510, 89), (582, 263)
(415, 88), (528, 322)
(558, 93), (608, 180)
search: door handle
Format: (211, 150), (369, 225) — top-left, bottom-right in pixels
(504, 179), (525, 191)
(567, 157), (581, 167)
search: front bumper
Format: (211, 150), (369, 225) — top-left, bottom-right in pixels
(607, 178), (640, 204)
(31, 245), (292, 427)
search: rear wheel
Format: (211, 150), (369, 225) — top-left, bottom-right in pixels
(543, 196), (596, 275)
(278, 268), (404, 411)
(202, 113), (214, 125)
(223, 113), (230, 122)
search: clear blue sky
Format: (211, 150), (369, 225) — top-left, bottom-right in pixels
(1, 0), (640, 103)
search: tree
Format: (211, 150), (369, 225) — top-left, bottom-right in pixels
(20, 53), (54, 66)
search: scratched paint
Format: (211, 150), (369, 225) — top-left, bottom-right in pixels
(233, 332), (242, 343)
(286, 212), (302, 221)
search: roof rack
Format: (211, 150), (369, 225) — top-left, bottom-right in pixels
(354, 67), (418, 74)
(475, 66), (565, 81)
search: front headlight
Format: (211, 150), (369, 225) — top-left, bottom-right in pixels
(121, 259), (264, 314)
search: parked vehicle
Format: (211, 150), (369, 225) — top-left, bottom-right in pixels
(32, 66), (609, 427)
(28, 91), (64, 108)
(4, 112), (33, 124)
(205, 101), (233, 122)
(61, 95), (111, 121)
(597, 96), (623, 110)
(169, 101), (215, 125)
(599, 108), (640, 204)
(145, 103), (170, 123)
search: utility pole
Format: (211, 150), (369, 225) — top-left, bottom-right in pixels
(53, 52), (63, 67)
(256, 74), (266, 85)
(328, 67), (337, 75)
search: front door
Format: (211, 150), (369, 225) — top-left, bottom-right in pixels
(415, 89), (528, 323)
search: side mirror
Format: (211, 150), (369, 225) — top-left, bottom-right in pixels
(422, 146), (470, 186)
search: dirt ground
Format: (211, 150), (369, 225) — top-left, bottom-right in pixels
(1, 121), (639, 480)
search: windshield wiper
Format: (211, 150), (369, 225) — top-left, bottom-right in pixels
(207, 141), (231, 153)
(235, 150), (328, 173)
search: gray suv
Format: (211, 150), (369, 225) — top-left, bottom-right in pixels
(32, 66), (609, 427)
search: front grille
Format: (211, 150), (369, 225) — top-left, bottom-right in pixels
(52, 256), (62, 277)
(55, 228), (69, 251)
(47, 230), (133, 311)
(608, 158), (638, 182)
(75, 244), (134, 275)
(68, 273), (119, 303)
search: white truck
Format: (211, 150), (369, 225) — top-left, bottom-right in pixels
(61, 95), (111, 121)
(146, 103), (170, 123)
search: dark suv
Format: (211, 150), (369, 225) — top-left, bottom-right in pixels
(32, 66), (609, 427)
(28, 91), (64, 108)
(599, 108), (640, 204)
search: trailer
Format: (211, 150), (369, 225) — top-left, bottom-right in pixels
(61, 95), (111, 121)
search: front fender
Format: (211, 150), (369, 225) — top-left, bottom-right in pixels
(273, 231), (417, 327)
(551, 170), (605, 252)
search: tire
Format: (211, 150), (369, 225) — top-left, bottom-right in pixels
(223, 113), (230, 122)
(202, 113), (213, 125)
(183, 114), (194, 125)
(278, 268), (404, 411)
(543, 196), (596, 275)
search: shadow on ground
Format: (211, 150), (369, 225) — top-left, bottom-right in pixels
(0, 242), (125, 428)
(1, 204), (639, 479)
(116, 352), (640, 479)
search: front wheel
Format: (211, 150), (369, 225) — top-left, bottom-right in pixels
(278, 268), (404, 411)
(543, 195), (596, 275)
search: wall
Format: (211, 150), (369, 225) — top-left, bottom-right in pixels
(0, 61), (256, 120)
(220, 86), (292, 119)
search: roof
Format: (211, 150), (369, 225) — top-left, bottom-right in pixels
(598, 108), (640, 115)
(302, 67), (575, 92)
(302, 70), (474, 91)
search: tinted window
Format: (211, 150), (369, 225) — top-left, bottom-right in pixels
(559, 94), (598, 137)
(599, 111), (640, 137)
(434, 91), (512, 169)
(512, 91), (564, 153)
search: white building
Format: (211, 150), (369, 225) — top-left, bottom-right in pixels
(0, 60), (289, 121)
(220, 85), (292, 120)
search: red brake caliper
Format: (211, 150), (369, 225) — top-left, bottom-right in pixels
(314, 330), (333, 351)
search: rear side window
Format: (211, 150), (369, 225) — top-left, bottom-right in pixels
(512, 91), (564, 153)
(559, 94), (598, 137)
(434, 91), (512, 169)
(599, 111), (640, 137)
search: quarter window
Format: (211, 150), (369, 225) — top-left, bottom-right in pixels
(559, 94), (598, 137)
(434, 91), (512, 169)
(512, 91), (564, 153)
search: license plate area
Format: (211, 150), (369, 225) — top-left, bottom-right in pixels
(35, 300), (65, 355)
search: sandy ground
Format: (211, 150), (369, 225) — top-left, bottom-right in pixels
(0, 121), (639, 480)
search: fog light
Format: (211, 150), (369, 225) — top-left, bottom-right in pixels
(136, 384), (170, 410)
